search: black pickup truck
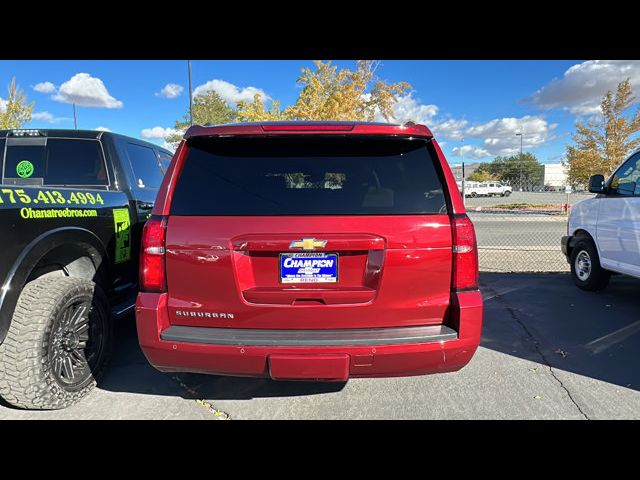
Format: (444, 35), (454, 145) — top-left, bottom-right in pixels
(0, 129), (172, 409)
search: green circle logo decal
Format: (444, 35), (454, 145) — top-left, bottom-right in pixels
(16, 160), (34, 178)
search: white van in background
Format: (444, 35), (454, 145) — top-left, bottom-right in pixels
(461, 181), (512, 197)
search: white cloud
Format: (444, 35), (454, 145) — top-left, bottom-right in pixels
(141, 126), (177, 139)
(451, 145), (492, 159)
(31, 111), (72, 124)
(379, 93), (438, 124)
(0, 97), (6, 113)
(31, 111), (55, 122)
(193, 79), (268, 105)
(375, 94), (464, 142)
(33, 81), (56, 93)
(95, 126), (111, 132)
(526, 60), (640, 115)
(53, 73), (123, 108)
(156, 83), (184, 99)
(30, 111), (71, 124)
(378, 92), (555, 159)
(431, 118), (469, 141)
(464, 115), (556, 157)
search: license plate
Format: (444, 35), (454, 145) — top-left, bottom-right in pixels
(279, 252), (338, 284)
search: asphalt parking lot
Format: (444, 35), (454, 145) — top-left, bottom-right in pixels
(1, 272), (639, 420)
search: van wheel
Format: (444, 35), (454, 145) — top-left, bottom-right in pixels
(470, 192), (477, 197)
(0, 277), (112, 410)
(570, 238), (610, 291)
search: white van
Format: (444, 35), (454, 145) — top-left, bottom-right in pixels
(464, 181), (512, 197)
(562, 150), (640, 290)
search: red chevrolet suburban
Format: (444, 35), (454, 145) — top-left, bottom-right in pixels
(136, 121), (483, 381)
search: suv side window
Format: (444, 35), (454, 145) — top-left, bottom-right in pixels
(3, 138), (108, 187)
(45, 139), (108, 186)
(609, 152), (640, 196)
(125, 143), (164, 189)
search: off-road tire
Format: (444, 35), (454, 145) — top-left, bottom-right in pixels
(503, 191), (511, 197)
(0, 276), (112, 409)
(570, 238), (611, 291)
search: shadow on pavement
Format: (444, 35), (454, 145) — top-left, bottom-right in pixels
(100, 319), (346, 400)
(99, 271), (640, 400)
(480, 271), (640, 392)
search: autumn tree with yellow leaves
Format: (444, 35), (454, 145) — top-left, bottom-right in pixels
(169, 61), (413, 144)
(284, 60), (411, 121)
(236, 94), (288, 122)
(566, 79), (640, 187)
(0, 77), (34, 129)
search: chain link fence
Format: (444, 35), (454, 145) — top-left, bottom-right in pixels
(460, 182), (594, 272)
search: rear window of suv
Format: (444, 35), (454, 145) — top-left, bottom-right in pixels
(2, 138), (108, 187)
(171, 136), (447, 216)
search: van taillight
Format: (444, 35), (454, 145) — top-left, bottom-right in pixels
(451, 214), (479, 291)
(140, 215), (167, 292)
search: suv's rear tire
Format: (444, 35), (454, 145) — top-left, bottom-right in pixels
(0, 276), (112, 409)
(570, 238), (610, 291)
(503, 191), (511, 197)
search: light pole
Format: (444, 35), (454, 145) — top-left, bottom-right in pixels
(515, 132), (523, 190)
(188, 60), (194, 126)
(73, 103), (77, 129)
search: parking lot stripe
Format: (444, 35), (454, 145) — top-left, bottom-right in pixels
(585, 320), (640, 354)
(482, 286), (523, 302)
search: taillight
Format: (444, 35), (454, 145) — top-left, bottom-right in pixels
(451, 214), (479, 291)
(140, 215), (167, 292)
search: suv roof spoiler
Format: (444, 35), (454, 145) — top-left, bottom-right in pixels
(184, 121), (434, 139)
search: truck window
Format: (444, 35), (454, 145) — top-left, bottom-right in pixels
(45, 139), (108, 186)
(126, 143), (164, 189)
(2, 138), (107, 187)
(0, 138), (5, 174)
(610, 152), (640, 196)
(157, 150), (172, 173)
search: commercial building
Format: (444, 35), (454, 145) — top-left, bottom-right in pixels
(543, 163), (568, 189)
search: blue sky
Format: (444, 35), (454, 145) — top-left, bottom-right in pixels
(2, 60), (638, 165)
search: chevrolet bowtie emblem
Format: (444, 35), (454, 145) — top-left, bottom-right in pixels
(289, 238), (328, 251)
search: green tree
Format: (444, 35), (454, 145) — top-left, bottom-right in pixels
(165, 90), (236, 148)
(0, 77), (34, 129)
(565, 79), (640, 187)
(476, 153), (544, 188)
(285, 60), (411, 121)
